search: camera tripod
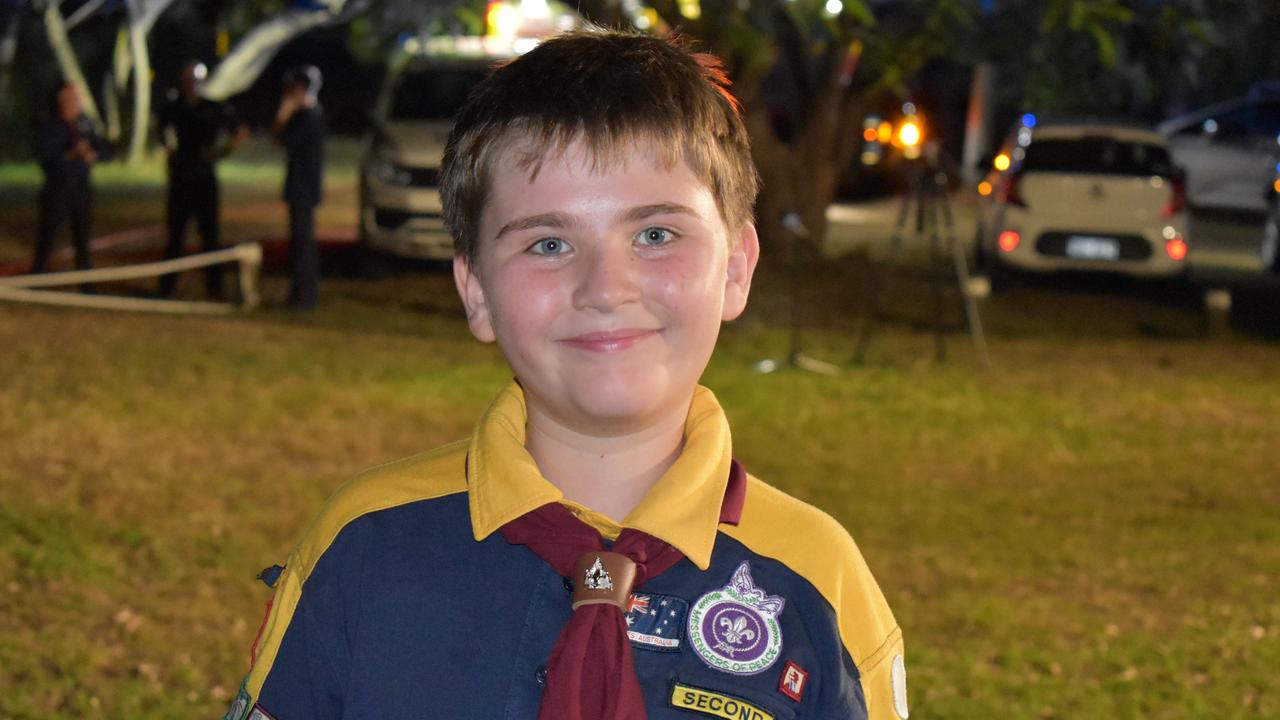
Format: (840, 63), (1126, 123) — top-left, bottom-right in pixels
(752, 212), (841, 375)
(852, 146), (991, 370)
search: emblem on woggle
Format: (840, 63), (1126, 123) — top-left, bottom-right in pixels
(584, 556), (614, 591)
(688, 562), (785, 675)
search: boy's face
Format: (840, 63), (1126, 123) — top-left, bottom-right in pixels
(454, 138), (759, 435)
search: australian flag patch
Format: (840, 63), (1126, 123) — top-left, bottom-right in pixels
(626, 592), (688, 652)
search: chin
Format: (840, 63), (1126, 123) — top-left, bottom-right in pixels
(564, 370), (689, 432)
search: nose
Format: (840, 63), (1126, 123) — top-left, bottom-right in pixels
(572, 242), (640, 313)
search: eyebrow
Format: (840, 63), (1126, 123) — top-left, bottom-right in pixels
(492, 203), (702, 242)
(494, 212), (571, 241)
(621, 203), (701, 222)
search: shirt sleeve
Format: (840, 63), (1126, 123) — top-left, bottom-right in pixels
(226, 521), (365, 720)
(857, 627), (907, 720)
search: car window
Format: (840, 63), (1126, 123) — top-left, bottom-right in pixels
(1022, 138), (1173, 176)
(1249, 102), (1280, 137)
(388, 67), (490, 121)
(1201, 102), (1280, 139)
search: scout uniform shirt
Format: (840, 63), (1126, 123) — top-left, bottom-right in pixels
(226, 383), (907, 720)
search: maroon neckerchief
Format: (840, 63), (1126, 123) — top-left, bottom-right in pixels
(499, 460), (747, 720)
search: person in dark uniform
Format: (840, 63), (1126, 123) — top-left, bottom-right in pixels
(272, 65), (324, 310)
(156, 62), (247, 299)
(31, 82), (109, 281)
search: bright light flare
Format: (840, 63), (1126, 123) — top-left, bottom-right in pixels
(998, 230), (1021, 253)
(824, 0), (842, 15)
(993, 153), (1011, 171)
(1166, 236), (1188, 261)
(897, 119), (921, 148)
(977, 181), (993, 197)
(486, 1), (519, 38)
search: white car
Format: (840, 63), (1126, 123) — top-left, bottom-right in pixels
(1157, 90), (1280, 214)
(976, 121), (1190, 282)
(359, 55), (498, 260)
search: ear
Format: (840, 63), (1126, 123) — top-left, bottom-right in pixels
(721, 222), (760, 322)
(453, 255), (497, 343)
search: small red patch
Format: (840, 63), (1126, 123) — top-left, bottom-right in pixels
(249, 597), (274, 670)
(778, 660), (809, 702)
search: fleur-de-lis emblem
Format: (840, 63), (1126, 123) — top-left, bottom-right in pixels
(718, 615), (756, 645)
(584, 556), (613, 591)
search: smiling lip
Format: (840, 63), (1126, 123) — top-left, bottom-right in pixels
(560, 329), (659, 352)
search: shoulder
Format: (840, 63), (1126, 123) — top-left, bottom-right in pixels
(288, 440), (469, 579)
(722, 474), (901, 673)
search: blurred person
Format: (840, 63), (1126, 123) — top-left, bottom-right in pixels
(31, 82), (109, 283)
(271, 64), (324, 310)
(156, 61), (248, 299)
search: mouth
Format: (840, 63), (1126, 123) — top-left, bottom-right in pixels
(559, 328), (660, 353)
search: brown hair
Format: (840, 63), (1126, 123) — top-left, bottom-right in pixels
(440, 29), (759, 265)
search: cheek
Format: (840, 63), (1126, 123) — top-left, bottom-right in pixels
(492, 272), (565, 335)
(650, 252), (724, 316)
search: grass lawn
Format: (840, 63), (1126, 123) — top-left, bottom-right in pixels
(1, 147), (1278, 719)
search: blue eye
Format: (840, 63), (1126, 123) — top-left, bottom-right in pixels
(637, 227), (674, 247)
(529, 237), (568, 255)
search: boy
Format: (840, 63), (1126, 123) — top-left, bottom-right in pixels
(225, 31), (905, 720)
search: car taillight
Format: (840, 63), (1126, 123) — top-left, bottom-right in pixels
(998, 230), (1021, 253)
(1165, 236), (1188, 261)
(1161, 173), (1186, 218)
(999, 173), (1027, 208)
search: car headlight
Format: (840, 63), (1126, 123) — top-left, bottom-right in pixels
(370, 159), (412, 187)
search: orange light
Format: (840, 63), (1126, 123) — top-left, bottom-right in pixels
(998, 230), (1020, 253)
(877, 121), (893, 144)
(897, 119), (921, 148)
(486, 1), (518, 37)
(993, 153), (1011, 172)
(977, 181), (993, 197)
(1274, 178), (1280, 194)
(863, 127), (878, 142)
(1165, 237), (1188, 261)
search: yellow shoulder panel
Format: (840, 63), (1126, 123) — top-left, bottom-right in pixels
(719, 475), (904, 718)
(245, 439), (469, 698)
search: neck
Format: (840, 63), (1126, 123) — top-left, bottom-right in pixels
(525, 402), (688, 522)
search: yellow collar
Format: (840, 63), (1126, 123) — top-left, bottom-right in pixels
(466, 382), (733, 570)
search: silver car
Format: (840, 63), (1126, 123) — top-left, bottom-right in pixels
(359, 56), (497, 260)
(1157, 88), (1280, 214)
(1262, 162), (1280, 274)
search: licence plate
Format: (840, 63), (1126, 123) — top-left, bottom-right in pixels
(1065, 235), (1120, 260)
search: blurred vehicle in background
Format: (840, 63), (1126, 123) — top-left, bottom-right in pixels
(1157, 83), (1280, 214)
(358, 4), (577, 262)
(1261, 161), (1280, 274)
(975, 119), (1189, 285)
(358, 48), (499, 261)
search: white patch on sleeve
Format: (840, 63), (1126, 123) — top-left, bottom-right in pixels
(891, 654), (909, 719)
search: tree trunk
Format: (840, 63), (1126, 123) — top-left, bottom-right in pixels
(0, 7), (21, 122)
(103, 65), (121, 142)
(125, 19), (148, 164)
(42, 0), (104, 129)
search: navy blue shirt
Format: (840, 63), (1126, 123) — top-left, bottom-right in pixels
(225, 386), (905, 720)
